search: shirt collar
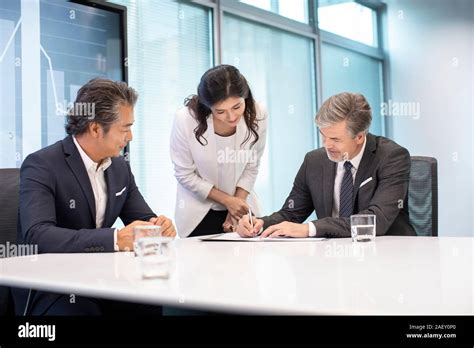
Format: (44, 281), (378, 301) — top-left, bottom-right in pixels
(72, 136), (112, 172)
(345, 135), (367, 171)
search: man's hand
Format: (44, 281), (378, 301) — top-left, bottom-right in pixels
(149, 215), (176, 237)
(260, 221), (309, 238)
(236, 214), (264, 238)
(117, 220), (153, 251)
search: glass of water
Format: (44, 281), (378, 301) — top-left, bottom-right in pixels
(138, 236), (174, 279)
(350, 214), (376, 242)
(133, 225), (162, 257)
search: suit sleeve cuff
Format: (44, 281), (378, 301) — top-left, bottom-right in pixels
(308, 222), (317, 237)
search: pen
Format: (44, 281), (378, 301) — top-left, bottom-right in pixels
(249, 207), (263, 237)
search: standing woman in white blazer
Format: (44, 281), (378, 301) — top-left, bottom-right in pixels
(170, 65), (267, 238)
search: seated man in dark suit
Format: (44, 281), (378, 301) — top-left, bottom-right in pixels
(237, 92), (415, 238)
(14, 78), (176, 315)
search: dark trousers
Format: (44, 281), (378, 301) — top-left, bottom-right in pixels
(13, 289), (162, 316)
(189, 210), (228, 237)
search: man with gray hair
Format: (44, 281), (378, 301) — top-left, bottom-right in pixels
(237, 92), (415, 238)
(14, 78), (175, 315)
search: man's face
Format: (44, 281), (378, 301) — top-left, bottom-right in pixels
(319, 120), (365, 162)
(97, 104), (134, 159)
(211, 96), (246, 128)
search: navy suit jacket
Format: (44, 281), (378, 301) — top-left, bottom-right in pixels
(17, 135), (156, 253)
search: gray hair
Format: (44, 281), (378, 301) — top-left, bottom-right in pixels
(315, 92), (372, 137)
(65, 78), (138, 135)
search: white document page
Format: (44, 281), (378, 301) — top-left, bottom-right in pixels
(199, 232), (326, 242)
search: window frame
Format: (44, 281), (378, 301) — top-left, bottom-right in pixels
(316, 0), (387, 141)
(189, 0), (386, 145)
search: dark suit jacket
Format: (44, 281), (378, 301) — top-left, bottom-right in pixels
(14, 135), (156, 315)
(262, 133), (416, 237)
(17, 135), (156, 252)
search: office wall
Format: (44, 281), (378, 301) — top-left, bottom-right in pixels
(383, 0), (473, 236)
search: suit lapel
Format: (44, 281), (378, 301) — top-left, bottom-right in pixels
(352, 133), (377, 207)
(205, 116), (218, 185)
(234, 116), (248, 175)
(322, 158), (336, 218)
(235, 116), (247, 149)
(63, 136), (96, 223)
(103, 166), (116, 227)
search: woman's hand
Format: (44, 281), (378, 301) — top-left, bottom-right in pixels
(223, 196), (249, 220)
(222, 212), (238, 232)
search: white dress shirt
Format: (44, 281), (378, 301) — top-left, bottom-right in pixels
(308, 136), (367, 237)
(210, 133), (237, 211)
(72, 136), (118, 250)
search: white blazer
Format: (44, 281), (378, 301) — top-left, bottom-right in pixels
(170, 104), (268, 238)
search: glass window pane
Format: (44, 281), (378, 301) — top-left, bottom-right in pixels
(321, 42), (384, 135)
(113, 0), (213, 218)
(240, 0), (272, 11)
(0, 0), (122, 168)
(223, 14), (316, 215)
(318, 1), (377, 46)
(240, 0), (309, 23)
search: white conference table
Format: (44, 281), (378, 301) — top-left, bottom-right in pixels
(0, 236), (472, 315)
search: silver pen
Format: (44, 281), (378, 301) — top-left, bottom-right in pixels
(249, 207), (263, 237)
(248, 206), (254, 229)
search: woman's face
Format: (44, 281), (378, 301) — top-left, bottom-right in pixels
(210, 96), (245, 128)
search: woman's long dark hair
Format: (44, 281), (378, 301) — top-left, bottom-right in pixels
(185, 64), (260, 148)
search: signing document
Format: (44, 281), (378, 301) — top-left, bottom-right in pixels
(200, 232), (326, 242)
